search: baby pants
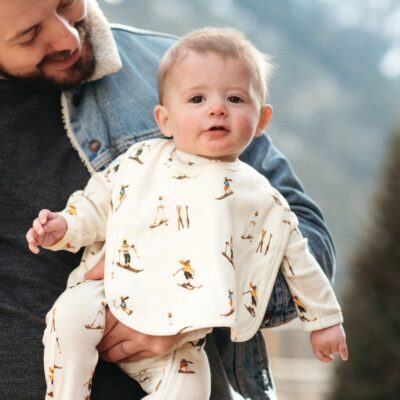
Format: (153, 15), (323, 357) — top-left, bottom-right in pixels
(43, 280), (211, 400)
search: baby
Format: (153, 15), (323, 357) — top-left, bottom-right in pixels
(27, 27), (347, 400)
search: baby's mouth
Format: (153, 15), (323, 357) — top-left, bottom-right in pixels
(208, 126), (230, 132)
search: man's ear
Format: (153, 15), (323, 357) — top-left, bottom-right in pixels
(153, 105), (173, 137)
(255, 105), (273, 137)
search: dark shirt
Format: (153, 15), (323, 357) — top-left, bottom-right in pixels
(0, 80), (143, 399)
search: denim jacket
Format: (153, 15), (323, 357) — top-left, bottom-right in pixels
(61, 16), (335, 400)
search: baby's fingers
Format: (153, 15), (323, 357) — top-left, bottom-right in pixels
(338, 342), (349, 361)
(38, 209), (53, 225)
(26, 228), (41, 254)
(33, 217), (46, 236)
(315, 349), (334, 363)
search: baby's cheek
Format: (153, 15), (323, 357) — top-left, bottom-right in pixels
(237, 115), (258, 139)
(180, 115), (199, 131)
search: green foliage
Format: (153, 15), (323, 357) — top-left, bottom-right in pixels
(329, 128), (400, 400)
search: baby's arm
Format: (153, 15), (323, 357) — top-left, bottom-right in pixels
(26, 209), (67, 253)
(281, 212), (348, 362)
(26, 154), (124, 254)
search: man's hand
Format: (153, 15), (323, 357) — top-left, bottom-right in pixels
(98, 309), (183, 363)
(310, 323), (348, 363)
(26, 209), (67, 253)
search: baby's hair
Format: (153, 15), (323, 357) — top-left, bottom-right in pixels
(157, 27), (274, 105)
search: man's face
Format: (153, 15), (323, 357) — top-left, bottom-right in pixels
(0, 0), (95, 89)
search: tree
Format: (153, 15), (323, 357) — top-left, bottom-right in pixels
(329, 128), (400, 399)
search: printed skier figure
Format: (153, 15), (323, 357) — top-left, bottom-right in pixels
(65, 242), (75, 250)
(149, 196), (169, 229)
(243, 282), (258, 317)
(177, 205), (190, 230)
(271, 190), (283, 206)
(116, 239), (143, 273)
(221, 289), (235, 317)
(66, 204), (77, 216)
(293, 296), (317, 322)
(129, 142), (150, 164)
(84, 304), (106, 331)
(241, 211), (258, 242)
(137, 369), (152, 384)
(104, 163), (120, 182)
(173, 259), (203, 290)
(115, 184), (129, 211)
(114, 296), (133, 316)
(178, 359), (195, 374)
(164, 147), (198, 179)
(215, 177), (234, 200)
(221, 236), (235, 268)
(46, 364), (63, 398)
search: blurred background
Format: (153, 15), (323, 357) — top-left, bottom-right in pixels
(99, 1), (400, 398)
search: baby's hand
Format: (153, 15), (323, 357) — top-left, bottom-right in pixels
(26, 209), (67, 254)
(310, 324), (348, 363)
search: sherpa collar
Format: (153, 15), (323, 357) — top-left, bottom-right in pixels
(85, 0), (122, 82)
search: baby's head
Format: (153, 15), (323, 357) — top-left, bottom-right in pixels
(158, 27), (273, 106)
(154, 27), (274, 161)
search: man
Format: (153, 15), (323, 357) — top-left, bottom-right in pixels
(0, 0), (335, 399)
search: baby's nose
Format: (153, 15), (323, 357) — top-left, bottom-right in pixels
(208, 102), (228, 116)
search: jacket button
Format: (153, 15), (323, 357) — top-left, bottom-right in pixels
(88, 139), (101, 152)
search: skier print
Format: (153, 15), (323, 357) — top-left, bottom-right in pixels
(129, 142), (150, 164)
(293, 296), (317, 322)
(117, 239), (143, 273)
(115, 184), (129, 211)
(221, 289), (235, 317)
(221, 236), (235, 268)
(173, 259), (203, 290)
(243, 282), (258, 317)
(241, 211), (258, 242)
(149, 196), (169, 229)
(215, 177), (233, 200)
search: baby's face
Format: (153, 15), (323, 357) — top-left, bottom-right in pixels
(155, 51), (271, 162)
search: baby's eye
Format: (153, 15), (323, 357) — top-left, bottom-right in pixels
(189, 95), (205, 104)
(227, 96), (243, 103)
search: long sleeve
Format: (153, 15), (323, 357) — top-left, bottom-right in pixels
(281, 217), (343, 332)
(46, 155), (123, 253)
(240, 134), (336, 327)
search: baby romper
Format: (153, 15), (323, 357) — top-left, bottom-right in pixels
(43, 138), (343, 399)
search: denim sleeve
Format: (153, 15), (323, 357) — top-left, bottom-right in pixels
(239, 134), (336, 328)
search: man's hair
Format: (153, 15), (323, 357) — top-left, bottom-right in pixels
(157, 27), (273, 105)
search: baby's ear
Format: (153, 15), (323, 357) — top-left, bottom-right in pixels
(255, 105), (273, 137)
(153, 105), (173, 137)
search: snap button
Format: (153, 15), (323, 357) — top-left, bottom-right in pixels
(88, 139), (101, 152)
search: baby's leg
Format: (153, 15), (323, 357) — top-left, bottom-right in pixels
(42, 280), (106, 399)
(121, 336), (211, 400)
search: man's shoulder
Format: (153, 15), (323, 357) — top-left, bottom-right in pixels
(110, 24), (177, 49)
(111, 24), (177, 40)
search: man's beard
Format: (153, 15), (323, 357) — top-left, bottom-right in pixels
(0, 19), (96, 90)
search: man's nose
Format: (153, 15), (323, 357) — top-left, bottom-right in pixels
(208, 101), (228, 117)
(46, 15), (80, 52)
